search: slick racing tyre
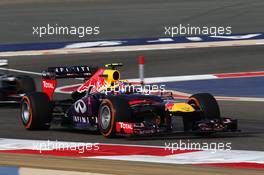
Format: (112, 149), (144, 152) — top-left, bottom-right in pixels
(20, 92), (52, 130)
(98, 96), (132, 138)
(16, 75), (36, 94)
(188, 93), (220, 119)
(184, 93), (220, 132)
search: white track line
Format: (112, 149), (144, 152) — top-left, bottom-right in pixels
(0, 67), (41, 76)
(128, 74), (216, 83)
(169, 90), (264, 102)
(0, 39), (264, 57)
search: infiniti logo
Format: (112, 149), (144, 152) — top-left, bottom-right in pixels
(74, 99), (87, 114)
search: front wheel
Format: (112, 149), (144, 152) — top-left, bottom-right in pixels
(98, 96), (132, 138)
(20, 92), (52, 130)
(98, 99), (115, 137)
(183, 93), (220, 132)
(188, 93), (220, 119)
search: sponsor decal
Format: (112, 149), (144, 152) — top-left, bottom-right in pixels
(42, 79), (57, 100)
(165, 102), (174, 110)
(74, 99), (87, 114)
(120, 122), (133, 130)
(43, 80), (55, 89)
(54, 66), (90, 74)
(73, 116), (90, 124)
(116, 122), (134, 134)
(77, 68), (105, 93)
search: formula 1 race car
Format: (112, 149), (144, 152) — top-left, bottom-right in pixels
(20, 63), (238, 137)
(0, 59), (36, 104)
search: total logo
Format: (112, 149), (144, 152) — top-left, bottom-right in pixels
(43, 80), (55, 89)
(74, 99), (87, 114)
(120, 122), (133, 130)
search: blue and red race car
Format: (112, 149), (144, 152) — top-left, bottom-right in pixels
(20, 63), (238, 138)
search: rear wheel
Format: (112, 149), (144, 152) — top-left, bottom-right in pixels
(98, 96), (132, 138)
(16, 75), (36, 94)
(20, 92), (52, 130)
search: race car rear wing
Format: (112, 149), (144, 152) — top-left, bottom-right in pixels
(41, 64), (122, 100)
(42, 66), (97, 79)
(41, 66), (97, 100)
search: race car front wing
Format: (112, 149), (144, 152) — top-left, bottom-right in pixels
(115, 117), (238, 136)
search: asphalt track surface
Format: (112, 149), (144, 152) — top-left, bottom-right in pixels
(0, 1), (264, 173)
(0, 0), (264, 44)
(1, 45), (264, 151)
